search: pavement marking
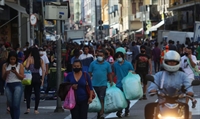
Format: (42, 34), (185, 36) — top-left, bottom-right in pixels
(105, 100), (138, 118)
(189, 98), (200, 115)
(64, 114), (71, 119)
(31, 106), (56, 110)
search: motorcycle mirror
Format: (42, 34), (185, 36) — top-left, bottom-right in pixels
(191, 79), (200, 86)
(146, 75), (155, 82)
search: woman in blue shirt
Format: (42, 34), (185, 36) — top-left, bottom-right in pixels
(65, 60), (93, 119)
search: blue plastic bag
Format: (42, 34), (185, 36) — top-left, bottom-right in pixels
(88, 91), (102, 112)
(122, 72), (143, 100)
(104, 83), (128, 114)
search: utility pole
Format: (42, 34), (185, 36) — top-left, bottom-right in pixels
(128, 0), (130, 40)
(95, 0), (98, 41)
(54, 0), (64, 113)
(41, 0), (45, 45)
(30, 0), (34, 45)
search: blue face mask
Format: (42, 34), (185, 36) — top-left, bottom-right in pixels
(97, 56), (104, 62)
(117, 58), (123, 62)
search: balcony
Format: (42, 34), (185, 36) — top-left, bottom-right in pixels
(168, 0), (200, 11)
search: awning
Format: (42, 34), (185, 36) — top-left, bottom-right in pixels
(149, 20), (164, 32)
(135, 28), (143, 33)
(5, 2), (27, 14)
(167, 0), (200, 11)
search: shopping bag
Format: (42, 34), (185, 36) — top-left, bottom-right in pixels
(88, 91), (102, 112)
(104, 83), (127, 114)
(122, 72), (143, 100)
(22, 69), (32, 85)
(63, 87), (76, 110)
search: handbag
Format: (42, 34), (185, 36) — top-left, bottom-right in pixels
(84, 72), (95, 99)
(63, 87), (76, 110)
(58, 82), (72, 101)
(22, 69), (32, 85)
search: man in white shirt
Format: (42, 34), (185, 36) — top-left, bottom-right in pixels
(180, 46), (197, 105)
(79, 45), (94, 72)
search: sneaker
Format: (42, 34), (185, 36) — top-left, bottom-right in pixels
(143, 95), (147, 100)
(116, 112), (122, 118)
(125, 112), (130, 117)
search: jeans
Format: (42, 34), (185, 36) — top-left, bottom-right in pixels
(70, 100), (89, 119)
(5, 82), (23, 119)
(154, 60), (160, 73)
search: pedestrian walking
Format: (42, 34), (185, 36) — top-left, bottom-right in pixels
(2, 51), (24, 119)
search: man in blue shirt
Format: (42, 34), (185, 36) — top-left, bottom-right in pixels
(113, 49), (134, 118)
(89, 50), (113, 119)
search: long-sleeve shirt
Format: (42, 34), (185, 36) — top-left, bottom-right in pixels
(64, 72), (93, 102)
(148, 71), (193, 96)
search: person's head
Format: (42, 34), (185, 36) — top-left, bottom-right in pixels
(155, 42), (158, 47)
(163, 51), (180, 72)
(106, 48), (114, 57)
(115, 52), (124, 63)
(74, 49), (80, 57)
(26, 42), (29, 47)
(31, 47), (41, 69)
(83, 45), (89, 54)
(7, 51), (18, 66)
(140, 45), (146, 54)
(72, 60), (82, 73)
(185, 46), (192, 55)
(43, 45), (48, 51)
(97, 50), (105, 62)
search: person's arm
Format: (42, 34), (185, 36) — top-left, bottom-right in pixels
(107, 64), (113, 84)
(148, 58), (152, 74)
(86, 73), (93, 103)
(12, 64), (24, 80)
(2, 63), (9, 80)
(41, 59), (45, 85)
(25, 57), (31, 69)
(188, 55), (197, 68)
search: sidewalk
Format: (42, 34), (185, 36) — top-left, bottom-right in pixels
(0, 94), (98, 119)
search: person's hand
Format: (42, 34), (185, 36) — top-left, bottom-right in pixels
(5, 70), (10, 75)
(88, 98), (93, 104)
(109, 81), (113, 86)
(149, 70), (152, 75)
(186, 92), (194, 96)
(45, 71), (48, 75)
(11, 68), (17, 74)
(129, 70), (135, 74)
(72, 84), (78, 90)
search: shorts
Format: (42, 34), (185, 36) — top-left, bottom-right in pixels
(137, 72), (148, 85)
(93, 86), (107, 101)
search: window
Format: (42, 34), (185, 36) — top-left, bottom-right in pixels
(139, 1), (143, 8)
(152, 0), (158, 5)
(132, 2), (136, 14)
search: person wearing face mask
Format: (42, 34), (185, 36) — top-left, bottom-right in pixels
(88, 50), (113, 119)
(65, 60), (93, 119)
(113, 48), (134, 118)
(134, 45), (152, 100)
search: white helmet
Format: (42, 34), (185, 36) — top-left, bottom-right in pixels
(163, 51), (180, 72)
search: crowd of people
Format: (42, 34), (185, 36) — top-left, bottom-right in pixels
(0, 38), (199, 119)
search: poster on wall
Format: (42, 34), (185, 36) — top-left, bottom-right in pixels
(193, 21), (200, 43)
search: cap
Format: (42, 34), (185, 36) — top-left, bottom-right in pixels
(116, 47), (126, 54)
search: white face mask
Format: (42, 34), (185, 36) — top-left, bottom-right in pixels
(97, 56), (104, 62)
(117, 58), (123, 62)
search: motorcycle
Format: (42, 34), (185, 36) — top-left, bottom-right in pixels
(146, 75), (200, 119)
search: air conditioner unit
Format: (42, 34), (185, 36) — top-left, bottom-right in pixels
(0, 0), (5, 6)
(136, 12), (142, 19)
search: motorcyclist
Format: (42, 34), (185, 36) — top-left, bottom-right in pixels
(144, 51), (194, 119)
